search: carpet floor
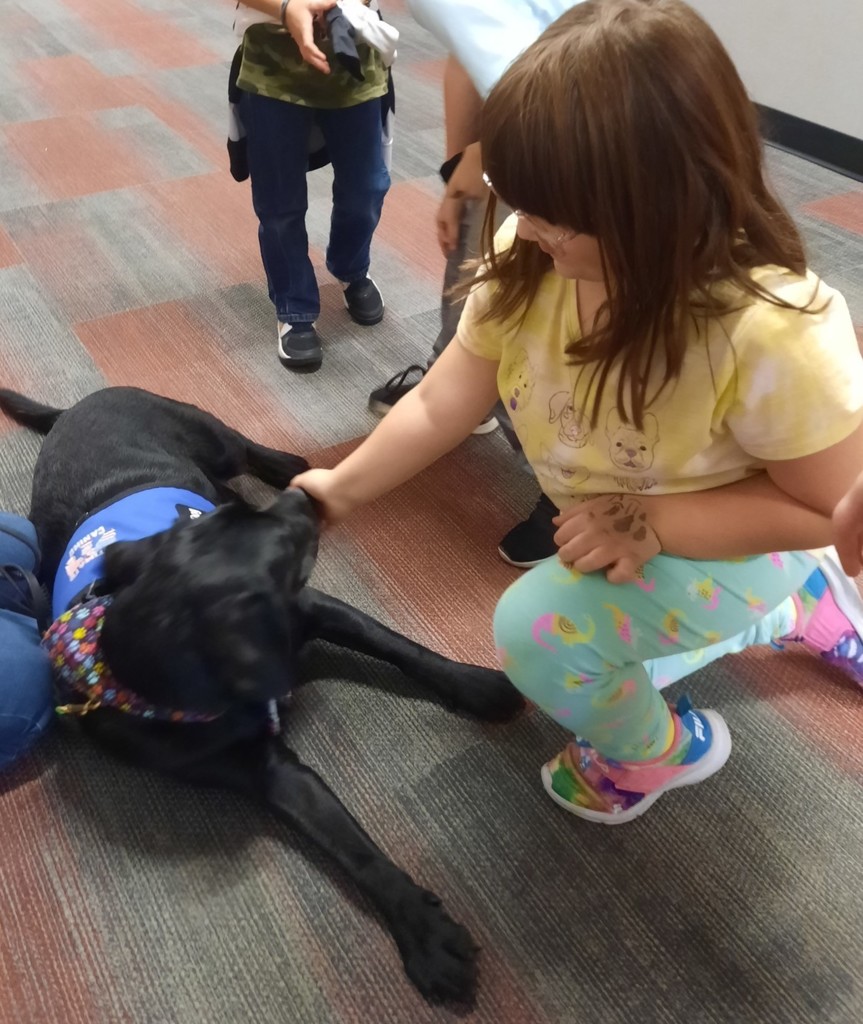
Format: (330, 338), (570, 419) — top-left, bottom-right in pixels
(0, 2), (861, 1022)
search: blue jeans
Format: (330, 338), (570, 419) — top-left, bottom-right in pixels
(240, 91), (391, 323)
(1, 513), (54, 772)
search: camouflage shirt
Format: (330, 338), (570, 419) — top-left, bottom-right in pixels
(237, 24), (388, 109)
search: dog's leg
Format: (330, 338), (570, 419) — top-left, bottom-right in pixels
(242, 440), (309, 490)
(265, 742), (477, 1003)
(298, 589), (524, 722)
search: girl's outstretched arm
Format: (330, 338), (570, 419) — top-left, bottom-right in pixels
(292, 341), (500, 524)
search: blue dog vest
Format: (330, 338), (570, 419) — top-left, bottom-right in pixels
(52, 487), (215, 618)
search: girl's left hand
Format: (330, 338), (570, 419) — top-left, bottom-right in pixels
(553, 494), (662, 583)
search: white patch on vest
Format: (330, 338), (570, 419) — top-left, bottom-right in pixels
(65, 526), (118, 582)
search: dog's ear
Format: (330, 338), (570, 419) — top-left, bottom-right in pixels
(204, 593), (297, 702)
(102, 536), (162, 590)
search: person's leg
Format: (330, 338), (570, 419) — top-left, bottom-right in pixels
(367, 196), (515, 439)
(240, 91), (320, 331)
(317, 98), (390, 323)
(429, 197), (483, 365)
(493, 550), (820, 822)
(0, 610), (54, 771)
(0, 516), (54, 770)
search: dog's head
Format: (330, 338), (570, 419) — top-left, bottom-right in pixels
(98, 489), (319, 714)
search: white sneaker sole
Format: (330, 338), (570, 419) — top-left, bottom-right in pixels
(497, 547), (554, 569)
(472, 416), (499, 435)
(818, 546), (863, 636)
(541, 710), (732, 825)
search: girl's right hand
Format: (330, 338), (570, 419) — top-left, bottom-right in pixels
(290, 468), (353, 527)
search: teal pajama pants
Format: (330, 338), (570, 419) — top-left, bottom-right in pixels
(493, 551), (819, 762)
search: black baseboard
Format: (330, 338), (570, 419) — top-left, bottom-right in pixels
(757, 104), (863, 183)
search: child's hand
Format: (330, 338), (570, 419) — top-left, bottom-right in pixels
(553, 494), (661, 583)
(436, 196), (463, 254)
(283, 0), (337, 75)
(290, 468), (354, 527)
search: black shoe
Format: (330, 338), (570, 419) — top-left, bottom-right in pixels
(368, 363), (500, 434)
(498, 494), (560, 568)
(368, 363), (425, 416)
(344, 277), (384, 326)
(278, 321), (322, 371)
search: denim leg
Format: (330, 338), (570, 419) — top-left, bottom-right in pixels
(431, 197), (521, 449)
(240, 91), (319, 323)
(317, 99), (390, 283)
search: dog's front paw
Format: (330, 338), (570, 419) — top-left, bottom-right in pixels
(451, 666), (526, 722)
(391, 889), (478, 1003)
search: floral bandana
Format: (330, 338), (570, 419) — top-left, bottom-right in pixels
(43, 596), (221, 724)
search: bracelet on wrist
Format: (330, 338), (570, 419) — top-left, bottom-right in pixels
(279, 0), (291, 28)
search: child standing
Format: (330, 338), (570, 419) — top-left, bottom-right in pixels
(234, 0), (394, 371)
(292, 0), (863, 822)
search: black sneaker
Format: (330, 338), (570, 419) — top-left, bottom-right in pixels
(344, 277), (385, 326)
(278, 321), (322, 371)
(368, 363), (500, 434)
(368, 363), (425, 416)
(498, 493), (560, 568)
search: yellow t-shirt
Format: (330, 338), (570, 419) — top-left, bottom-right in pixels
(458, 219), (863, 512)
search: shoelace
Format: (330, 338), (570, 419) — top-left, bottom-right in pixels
(382, 364), (426, 395)
(0, 564), (51, 633)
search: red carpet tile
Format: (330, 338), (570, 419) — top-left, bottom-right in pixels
(21, 55), (134, 116)
(4, 116), (160, 201)
(0, 777), (129, 1024)
(313, 437), (522, 666)
(143, 174), (269, 288)
(75, 301), (309, 451)
(5, 215), (130, 324)
(60, 0), (219, 70)
(737, 645), (863, 781)
(121, 78), (226, 167)
(375, 180), (448, 281)
(0, 227), (21, 269)
(804, 190), (863, 237)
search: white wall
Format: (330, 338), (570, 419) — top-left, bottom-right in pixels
(688, 0), (863, 140)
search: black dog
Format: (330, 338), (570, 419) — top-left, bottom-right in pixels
(0, 386), (523, 1003)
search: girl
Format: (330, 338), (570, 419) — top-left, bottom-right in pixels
(292, 0), (863, 823)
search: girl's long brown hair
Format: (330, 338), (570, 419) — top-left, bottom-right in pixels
(478, 0), (818, 427)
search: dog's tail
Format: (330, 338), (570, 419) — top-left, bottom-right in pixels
(0, 389), (65, 435)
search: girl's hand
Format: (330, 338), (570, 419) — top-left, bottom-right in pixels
(553, 494), (661, 583)
(436, 196), (464, 255)
(290, 468), (354, 527)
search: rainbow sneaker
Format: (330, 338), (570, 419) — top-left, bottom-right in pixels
(782, 548), (863, 688)
(541, 698), (732, 824)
